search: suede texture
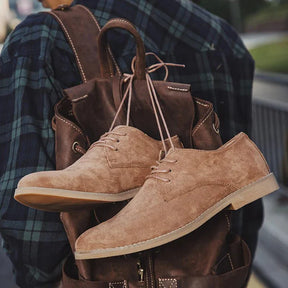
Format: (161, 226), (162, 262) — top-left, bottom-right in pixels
(17, 126), (182, 194)
(63, 212), (236, 286)
(75, 132), (270, 253)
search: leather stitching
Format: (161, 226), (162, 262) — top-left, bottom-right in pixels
(195, 100), (209, 107)
(224, 213), (231, 232)
(78, 5), (101, 29)
(49, 12), (87, 82)
(109, 280), (128, 288)
(79, 3), (122, 77)
(71, 94), (88, 102)
(191, 109), (213, 136)
(227, 252), (235, 270)
(103, 18), (138, 77)
(102, 18), (143, 78)
(159, 278), (178, 288)
(167, 86), (189, 92)
(55, 114), (86, 138)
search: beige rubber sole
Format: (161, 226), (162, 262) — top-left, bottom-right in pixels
(14, 186), (140, 212)
(75, 173), (279, 260)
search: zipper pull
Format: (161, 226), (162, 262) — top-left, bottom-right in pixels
(137, 260), (144, 282)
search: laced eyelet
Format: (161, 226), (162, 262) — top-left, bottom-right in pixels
(169, 169), (172, 172)
(213, 123), (220, 134)
(72, 142), (79, 153)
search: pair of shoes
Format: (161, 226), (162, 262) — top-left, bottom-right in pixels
(15, 126), (279, 259)
(14, 54), (279, 260)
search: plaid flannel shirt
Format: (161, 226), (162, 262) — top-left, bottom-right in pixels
(0, 0), (254, 287)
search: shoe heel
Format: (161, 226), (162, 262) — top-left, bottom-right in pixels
(228, 173), (279, 210)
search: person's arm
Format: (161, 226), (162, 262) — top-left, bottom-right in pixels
(0, 14), (71, 287)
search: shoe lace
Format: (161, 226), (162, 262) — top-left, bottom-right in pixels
(89, 131), (127, 151)
(109, 52), (185, 155)
(146, 158), (177, 182)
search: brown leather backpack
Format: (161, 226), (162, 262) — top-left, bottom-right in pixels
(50, 6), (222, 170)
(48, 5), (251, 288)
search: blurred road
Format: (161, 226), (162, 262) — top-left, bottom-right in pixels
(241, 32), (288, 49)
(247, 29), (288, 286)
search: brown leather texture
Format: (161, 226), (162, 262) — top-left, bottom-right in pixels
(49, 5), (120, 82)
(98, 18), (146, 80)
(52, 10), (222, 170)
(50, 5), (121, 170)
(48, 9), (251, 288)
(62, 213), (251, 288)
(53, 97), (90, 170)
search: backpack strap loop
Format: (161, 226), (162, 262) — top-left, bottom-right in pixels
(47, 5), (120, 82)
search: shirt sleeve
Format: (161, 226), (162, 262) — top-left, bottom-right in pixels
(0, 18), (70, 287)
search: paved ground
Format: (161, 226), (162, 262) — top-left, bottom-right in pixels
(253, 188), (288, 288)
(240, 32), (288, 49)
(249, 54), (288, 287)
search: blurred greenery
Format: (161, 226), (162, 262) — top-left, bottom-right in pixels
(249, 38), (288, 74)
(245, 3), (288, 29)
(198, 0), (268, 29)
(197, 0), (288, 31)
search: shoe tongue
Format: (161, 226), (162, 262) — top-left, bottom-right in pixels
(168, 136), (183, 149)
(158, 149), (166, 161)
(166, 147), (177, 157)
(111, 125), (134, 132)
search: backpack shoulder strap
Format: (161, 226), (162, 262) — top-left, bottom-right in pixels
(47, 4), (120, 82)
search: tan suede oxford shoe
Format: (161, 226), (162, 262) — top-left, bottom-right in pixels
(15, 126), (182, 212)
(74, 132), (279, 260)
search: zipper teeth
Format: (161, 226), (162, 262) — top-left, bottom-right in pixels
(148, 255), (154, 288)
(145, 262), (149, 288)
